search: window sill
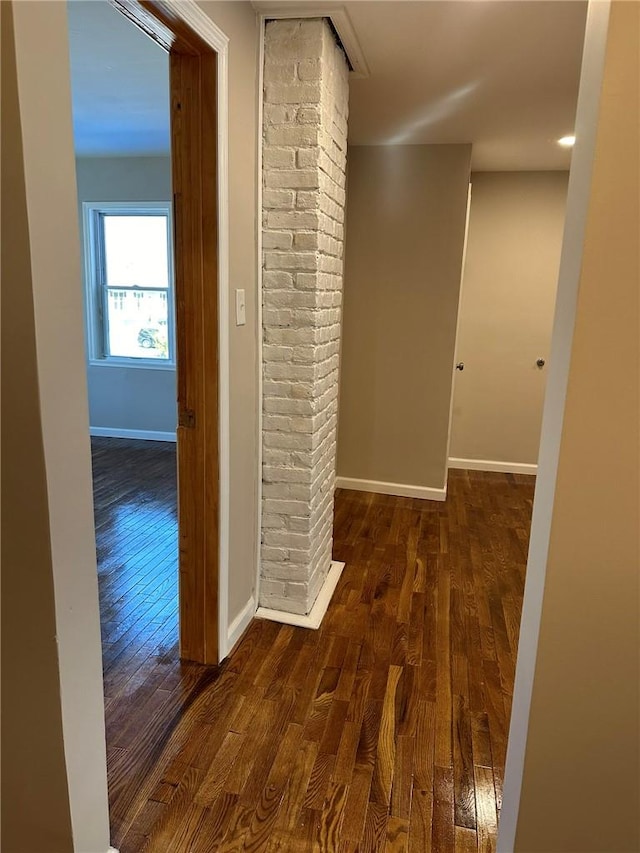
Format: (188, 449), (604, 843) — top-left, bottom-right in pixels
(88, 358), (176, 372)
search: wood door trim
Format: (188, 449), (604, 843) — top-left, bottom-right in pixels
(112, 0), (208, 54)
(109, 0), (220, 664)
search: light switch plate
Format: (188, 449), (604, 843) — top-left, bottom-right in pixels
(235, 289), (246, 326)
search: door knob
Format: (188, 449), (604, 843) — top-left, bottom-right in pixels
(456, 362), (464, 371)
(536, 358), (546, 368)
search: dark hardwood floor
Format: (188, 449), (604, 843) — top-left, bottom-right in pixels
(91, 437), (177, 715)
(92, 437), (534, 852)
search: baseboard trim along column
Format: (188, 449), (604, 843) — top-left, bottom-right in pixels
(225, 595), (256, 657)
(335, 476), (447, 502)
(255, 560), (345, 630)
(448, 457), (538, 476)
(90, 427), (177, 442)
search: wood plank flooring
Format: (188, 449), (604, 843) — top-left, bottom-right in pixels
(92, 437), (534, 852)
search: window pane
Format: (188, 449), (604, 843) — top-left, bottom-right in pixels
(106, 288), (169, 359)
(103, 215), (169, 289)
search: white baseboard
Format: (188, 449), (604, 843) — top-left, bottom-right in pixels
(90, 427), (177, 442)
(225, 595), (256, 657)
(335, 476), (447, 502)
(448, 457), (537, 476)
(108, 847), (120, 852)
(255, 560), (345, 630)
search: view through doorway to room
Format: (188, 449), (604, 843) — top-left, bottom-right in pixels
(67, 0), (182, 746)
(68, 0), (224, 836)
(69, 0), (223, 667)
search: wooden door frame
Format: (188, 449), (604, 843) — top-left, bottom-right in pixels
(110, 0), (230, 665)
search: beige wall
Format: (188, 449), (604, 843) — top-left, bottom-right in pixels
(198, 1), (261, 623)
(337, 144), (472, 492)
(3, 2), (111, 849)
(450, 172), (569, 467)
(1, 5), (75, 848)
(513, 2), (639, 849)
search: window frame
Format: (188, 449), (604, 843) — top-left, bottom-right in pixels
(82, 200), (176, 370)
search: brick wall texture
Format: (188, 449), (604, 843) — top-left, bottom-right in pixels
(260, 18), (349, 615)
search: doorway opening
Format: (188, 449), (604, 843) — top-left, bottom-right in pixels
(68, 0), (183, 687)
(112, 0), (221, 666)
(69, 2), (226, 680)
(68, 0), (224, 837)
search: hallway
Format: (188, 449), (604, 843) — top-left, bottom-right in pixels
(93, 439), (533, 851)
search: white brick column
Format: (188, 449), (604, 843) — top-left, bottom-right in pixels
(260, 18), (349, 616)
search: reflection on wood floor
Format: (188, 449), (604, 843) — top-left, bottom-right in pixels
(92, 437), (533, 851)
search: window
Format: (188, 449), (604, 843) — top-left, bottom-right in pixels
(83, 202), (175, 367)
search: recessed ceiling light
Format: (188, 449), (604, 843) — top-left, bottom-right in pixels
(558, 135), (576, 147)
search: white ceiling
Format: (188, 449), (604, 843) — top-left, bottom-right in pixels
(342, 0), (587, 169)
(67, 0), (169, 157)
(67, 0), (587, 170)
